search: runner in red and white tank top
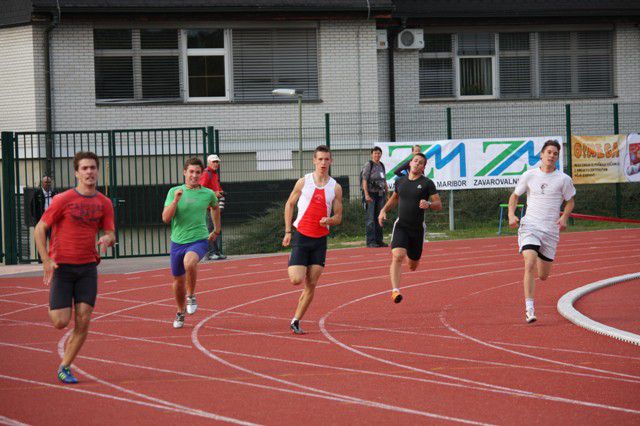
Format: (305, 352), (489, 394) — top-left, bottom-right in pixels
(282, 145), (343, 335)
(293, 173), (336, 238)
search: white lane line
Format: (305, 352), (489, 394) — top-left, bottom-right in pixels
(329, 322), (459, 340)
(89, 331), (192, 349)
(491, 341), (640, 360)
(318, 260), (640, 414)
(191, 281), (493, 425)
(352, 344), (640, 384)
(0, 374), (258, 425)
(0, 299), (40, 307)
(437, 263), (640, 380)
(0, 414), (30, 426)
(10, 231), (640, 422)
(0, 289), (47, 298)
(56, 330), (257, 426)
(74, 353), (490, 424)
(0, 341), (51, 354)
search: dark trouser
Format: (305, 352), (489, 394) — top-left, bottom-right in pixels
(206, 214), (223, 255)
(365, 193), (385, 246)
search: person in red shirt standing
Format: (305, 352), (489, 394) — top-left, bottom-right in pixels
(34, 151), (116, 384)
(282, 145), (343, 334)
(199, 154), (227, 260)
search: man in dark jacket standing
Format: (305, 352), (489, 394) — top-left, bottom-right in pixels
(31, 175), (58, 224)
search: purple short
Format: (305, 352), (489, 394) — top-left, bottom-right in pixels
(169, 239), (208, 276)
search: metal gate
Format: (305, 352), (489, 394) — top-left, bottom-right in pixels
(1, 127), (214, 264)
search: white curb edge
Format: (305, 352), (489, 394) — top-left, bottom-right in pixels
(557, 272), (640, 346)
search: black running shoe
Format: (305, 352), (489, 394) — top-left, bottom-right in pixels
(290, 320), (305, 335)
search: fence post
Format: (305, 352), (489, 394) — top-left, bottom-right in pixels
(613, 103), (622, 218)
(1, 132), (18, 264)
(325, 113), (331, 148)
(206, 126), (215, 160)
(107, 130), (120, 258)
(0, 160), (2, 263)
(565, 104), (574, 225)
(446, 108), (454, 231)
(565, 104), (572, 176)
(214, 129), (220, 155)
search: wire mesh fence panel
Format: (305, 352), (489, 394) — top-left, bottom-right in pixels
(12, 131), (112, 262)
(110, 128), (207, 257)
(8, 128), (206, 262)
(619, 103), (640, 134)
(2, 102), (639, 261)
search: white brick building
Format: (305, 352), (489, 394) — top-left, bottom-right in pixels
(1, 1), (639, 138)
(1, 1), (391, 137)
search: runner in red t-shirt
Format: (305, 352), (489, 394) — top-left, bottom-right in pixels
(34, 151), (116, 384)
(282, 145), (343, 334)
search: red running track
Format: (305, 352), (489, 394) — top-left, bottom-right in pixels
(1, 228), (639, 425)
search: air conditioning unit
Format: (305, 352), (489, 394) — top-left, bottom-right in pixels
(397, 29), (424, 49)
(376, 29), (388, 50)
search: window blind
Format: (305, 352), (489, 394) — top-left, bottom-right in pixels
(499, 33), (532, 98)
(458, 33), (494, 55)
(419, 58), (454, 98)
(232, 28), (319, 101)
(539, 31), (612, 97)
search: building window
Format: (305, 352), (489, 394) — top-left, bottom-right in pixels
(94, 29), (180, 102)
(94, 27), (319, 103)
(457, 33), (496, 99)
(419, 30), (613, 101)
(232, 28), (319, 102)
(183, 29), (229, 100)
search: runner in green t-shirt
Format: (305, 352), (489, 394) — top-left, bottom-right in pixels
(162, 157), (221, 329)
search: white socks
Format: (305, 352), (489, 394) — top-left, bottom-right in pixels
(525, 298), (534, 311)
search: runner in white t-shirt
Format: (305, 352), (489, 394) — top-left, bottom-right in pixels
(508, 140), (576, 323)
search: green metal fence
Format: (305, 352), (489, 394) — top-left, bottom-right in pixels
(1, 102), (639, 264)
(2, 128), (209, 263)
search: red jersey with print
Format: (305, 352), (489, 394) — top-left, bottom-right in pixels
(293, 173), (336, 238)
(199, 167), (222, 192)
(41, 189), (115, 264)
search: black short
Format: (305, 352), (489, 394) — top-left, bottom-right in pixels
(49, 263), (98, 310)
(288, 231), (327, 267)
(521, 244), (553, 262)
(391, 221), (425, 261)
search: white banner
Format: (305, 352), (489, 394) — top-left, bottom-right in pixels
(378, 137), (563, 190)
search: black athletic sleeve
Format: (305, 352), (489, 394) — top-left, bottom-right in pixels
(425, 179), (437, 200)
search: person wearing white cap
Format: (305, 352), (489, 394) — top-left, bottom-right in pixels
(200, 154), (227, 260)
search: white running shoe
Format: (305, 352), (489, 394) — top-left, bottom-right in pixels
(186, 295), (197, 315)
(525, 309), (537, 323)
(173, 312), (185, 329)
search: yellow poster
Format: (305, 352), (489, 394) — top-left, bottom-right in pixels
(571, 134), (640, 184)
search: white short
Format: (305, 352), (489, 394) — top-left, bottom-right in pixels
(517, 224), (559, 261)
